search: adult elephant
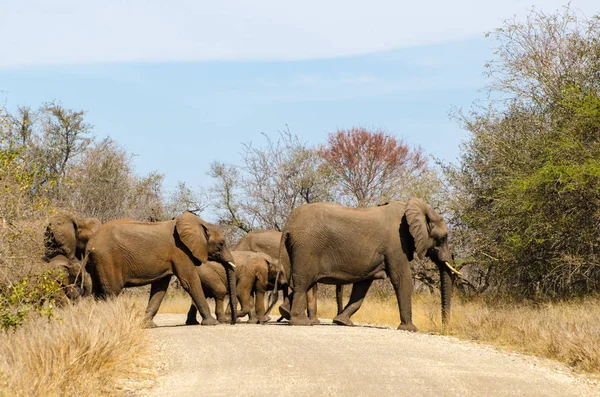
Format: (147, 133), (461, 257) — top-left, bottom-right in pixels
(234, 229), (281, 258)
(280, 198), (458, 331)
(186, 251), (283, 325)
(44, 212), (101, 261)
(85, 211), (238, 327)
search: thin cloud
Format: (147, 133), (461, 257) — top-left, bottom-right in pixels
(1, 0), (599, 68)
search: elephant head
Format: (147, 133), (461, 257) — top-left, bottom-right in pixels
(175, 211), (238, 323)
(44, 212), (101, 261)
(46, 255), (91, 301)
(404, 198), (457, 324)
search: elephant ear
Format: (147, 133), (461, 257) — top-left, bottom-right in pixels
(45, 213), (78, 260)
(404, 198), (430, 260)
(175, 211), (209, 263)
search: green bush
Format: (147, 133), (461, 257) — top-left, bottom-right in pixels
(447, 7), (600, 298)
(0, 271), (61, 330)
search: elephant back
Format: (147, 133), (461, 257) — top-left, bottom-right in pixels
(233, 230), (282, 259)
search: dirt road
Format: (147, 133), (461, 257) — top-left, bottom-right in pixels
(148, 314), (597, 396)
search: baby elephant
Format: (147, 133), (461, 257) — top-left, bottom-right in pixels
(42, 255), (91, 305)
(186, 251), (281, 324)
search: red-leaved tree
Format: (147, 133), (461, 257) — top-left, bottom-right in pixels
(321, 127), (428, 207)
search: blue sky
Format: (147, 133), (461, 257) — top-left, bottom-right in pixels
(1, 1), (599, 194)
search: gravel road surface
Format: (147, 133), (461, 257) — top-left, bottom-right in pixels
(148, 314), (598, 397)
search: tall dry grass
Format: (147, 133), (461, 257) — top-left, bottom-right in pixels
(316, 294), (600, 377)
(156, 291), (600, 377)
(0, 295), (158, 396)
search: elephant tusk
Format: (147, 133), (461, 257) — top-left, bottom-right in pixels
(445, 261), (462, 277)
(227, 261), (236, 269)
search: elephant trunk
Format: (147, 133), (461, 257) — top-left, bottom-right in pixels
(225, 264), (238, 325)
(439, 264), (453, 325)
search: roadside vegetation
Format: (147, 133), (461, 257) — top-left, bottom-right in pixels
(1, 3), (599, 393)
(0, 296), (157, 396)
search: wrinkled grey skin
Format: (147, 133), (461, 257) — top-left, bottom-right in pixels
(43, 212), (99, 297)
(85, 212), (237, 327)
(280, 198), (454, 331)
(186, 251), (282, 324)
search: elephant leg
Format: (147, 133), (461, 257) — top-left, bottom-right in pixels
(278, 285), (291, 320)
(145, 275), (172, 328)
(289, 283), (313, 326)
(213, 296), (229, 323)
(307, 284), (320, 325)
(242, 292), (257, 324)
(185, 302), (200, 325)
(336, 284), (344, 315)
(236, 277), (255, 321)
(255, 290), (269, 323)
(175, 265), (218, 326)
(387, 259), (418, 332)
(333, 279), (373, 326)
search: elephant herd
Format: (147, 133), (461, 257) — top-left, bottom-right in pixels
(42, 198), (459, 332)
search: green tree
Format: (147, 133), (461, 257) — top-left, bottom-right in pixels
(447, 6), (600, 297)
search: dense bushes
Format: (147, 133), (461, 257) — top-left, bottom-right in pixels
(446, 6), (600, 297)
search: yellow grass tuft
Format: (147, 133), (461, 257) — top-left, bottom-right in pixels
(0, 295), (158, 396)
(445, 296), (600, 376)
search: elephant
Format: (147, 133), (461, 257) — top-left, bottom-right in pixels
(42, 255), (90, 304)
(84, 211), (238, 327)
(280, 198), (458, 331)
(185, 250), (283, 325)
(44, 212), (101, 261)
(236, 230), (345, 323)
(234, 229), (282, 258)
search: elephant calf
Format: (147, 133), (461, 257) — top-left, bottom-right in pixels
(42, 255), (91, 304)
(186, 251), (282, 325)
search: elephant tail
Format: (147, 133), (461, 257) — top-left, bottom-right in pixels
(279, 231), (293, 288)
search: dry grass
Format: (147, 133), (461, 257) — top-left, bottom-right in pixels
(316, 293), (600, 377)
(445, 296), (600, 376)
(0, 295), (158, 396)
(156, 291), (600, 377)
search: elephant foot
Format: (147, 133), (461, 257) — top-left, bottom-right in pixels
(185, 317), (200, 326)
(259, 315), (271, 324)
(278, 303), (291, 320)
(216, 315), (230, 324)
(289, 316), (313, 326)
(397, 323), (418, 332)
(144, 320), (159, 329)
(309, 317), (321, 325)
(201, 317), (219, 326)
(332, 315), (354, 326)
